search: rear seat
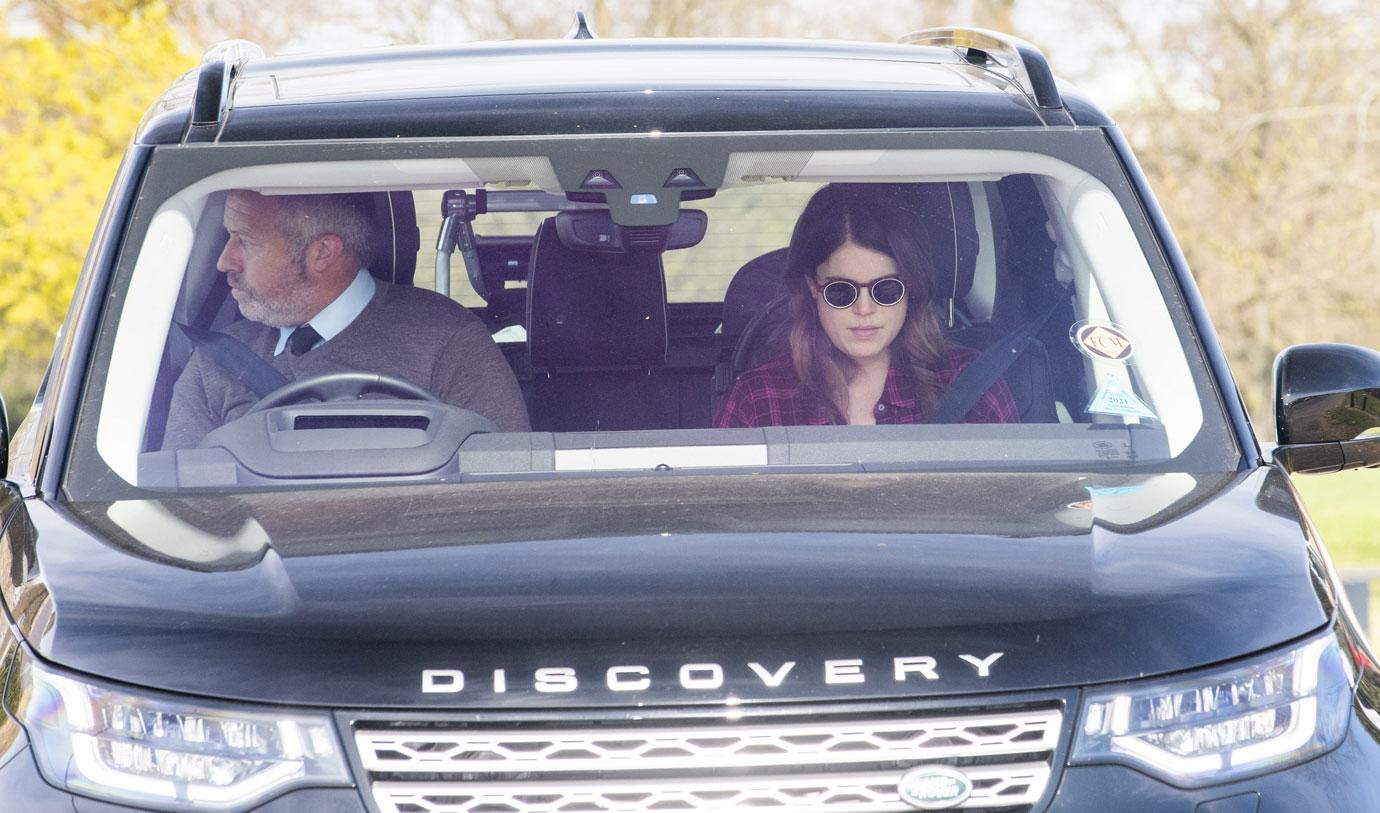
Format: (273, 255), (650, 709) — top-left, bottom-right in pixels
(523, 216), (713, 431)
(472, 234), (534, 331)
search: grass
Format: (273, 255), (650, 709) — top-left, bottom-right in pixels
(1291, 469), (1380, 645)
(1291, 467), (1380, 570)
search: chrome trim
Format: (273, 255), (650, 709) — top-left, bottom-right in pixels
(372, 763), (1050, 813)
(357, 707), (1061, 812)
(357, 708), (1059, 773)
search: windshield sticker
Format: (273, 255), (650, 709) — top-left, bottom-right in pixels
(1085, 375), (1158, 421)
(1071, 321), (1134, 363)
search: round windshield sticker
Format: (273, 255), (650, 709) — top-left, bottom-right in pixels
(1071, 321), (1134, 363)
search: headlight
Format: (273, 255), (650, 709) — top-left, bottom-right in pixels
(6, 650), (350, 811)
(1071, 632), (1353, 787)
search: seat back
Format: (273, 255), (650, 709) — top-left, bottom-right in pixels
(150, 191), (421, 452)
(717, 182), (1058, 423)
(947, 324), (1058, 423)
(526, 217), (668, 370)
(720, 183), (980, 373)
(723, 186), (982, 392)
(472, 235), (534, 326)
(524, 216), (676, 431)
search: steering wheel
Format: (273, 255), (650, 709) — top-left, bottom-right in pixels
(246, 372), (442, 415)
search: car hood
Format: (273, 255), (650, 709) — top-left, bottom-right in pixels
(5, 468), (1330, 707)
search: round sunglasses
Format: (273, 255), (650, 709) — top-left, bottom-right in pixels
(814, 276), (907, 309)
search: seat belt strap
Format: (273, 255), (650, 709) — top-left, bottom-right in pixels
(177, 324), (289, 398)
(932, 297), (1064, 424)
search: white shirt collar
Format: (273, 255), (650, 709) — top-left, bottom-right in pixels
(274, 269), (377, 356)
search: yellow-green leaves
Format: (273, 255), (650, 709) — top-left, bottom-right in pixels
(0, 5), (190, 415)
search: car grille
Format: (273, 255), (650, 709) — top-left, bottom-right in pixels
(355, 705), (1063, 812)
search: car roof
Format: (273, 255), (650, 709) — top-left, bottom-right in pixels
(138, 35), (1113, 146)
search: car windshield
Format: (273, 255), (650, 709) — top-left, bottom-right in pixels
(65, 133), (1239, 498)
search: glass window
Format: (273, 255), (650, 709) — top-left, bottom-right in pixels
(68, 142), (1238, 496)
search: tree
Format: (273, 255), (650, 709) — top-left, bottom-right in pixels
(1066, 0), (1380, 425)
(375, 0), (1018, 45)
(0, 3), (191, 422)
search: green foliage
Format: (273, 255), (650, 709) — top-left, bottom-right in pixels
(0, 4), (190, 423)
(1292, 468), (1380, 569)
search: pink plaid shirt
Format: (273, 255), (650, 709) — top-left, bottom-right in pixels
(714, 345), (1019, 428)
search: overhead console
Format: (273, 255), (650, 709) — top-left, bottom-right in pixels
(549, 149), (730, 226)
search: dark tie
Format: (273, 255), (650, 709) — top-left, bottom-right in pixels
(286, 324), (322, 356)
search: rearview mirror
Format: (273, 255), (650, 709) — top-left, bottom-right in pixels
(1272, 343), (1380, 473)
(555, 209), (707, 253)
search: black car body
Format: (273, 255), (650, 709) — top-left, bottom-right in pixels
(4, 25), (1380, 813)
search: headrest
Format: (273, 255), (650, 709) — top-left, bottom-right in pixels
(363, 191), (420, 286)
(526, 217), (668, 369)
(905, 182), (979, 306)
(176, 191), (421, 329)
(721, 247), (789, 340)
(175, 191), (231, 326)
(720, 182), (979, 339)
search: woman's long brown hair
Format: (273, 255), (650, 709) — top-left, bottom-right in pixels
(785, 184), (947, 422)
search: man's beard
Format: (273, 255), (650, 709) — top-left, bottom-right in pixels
(227, 269), (314, 327)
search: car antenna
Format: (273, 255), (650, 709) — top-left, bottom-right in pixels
(566, 10), (598, 39)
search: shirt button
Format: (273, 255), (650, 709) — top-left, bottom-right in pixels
(876, 403), (886, 413)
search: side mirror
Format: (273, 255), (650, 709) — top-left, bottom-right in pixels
(1272, 343), (1380, 473)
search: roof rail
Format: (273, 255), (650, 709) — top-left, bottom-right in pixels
(900, 27), (1061, 110)
(566, 11), (598, 40)
(189, 39), (265, 128)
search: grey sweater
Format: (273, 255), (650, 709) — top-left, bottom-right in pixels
(162, 279), (530, 449)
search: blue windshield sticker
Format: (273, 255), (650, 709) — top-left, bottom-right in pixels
(1085, 375), (1158, 421)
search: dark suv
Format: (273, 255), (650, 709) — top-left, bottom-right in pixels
(3, 23), (1380, 813)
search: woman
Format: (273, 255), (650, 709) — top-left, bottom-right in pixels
(714, 184), (1018, 427)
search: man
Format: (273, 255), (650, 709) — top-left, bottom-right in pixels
(161, 189), (529, 449)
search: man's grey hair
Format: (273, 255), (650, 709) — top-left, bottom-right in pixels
(273, 193), (377, 269)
